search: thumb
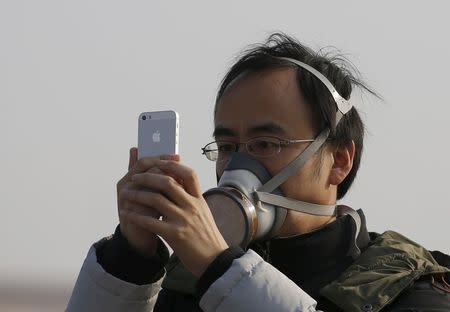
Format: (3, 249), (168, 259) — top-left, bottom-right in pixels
(160, 154), (180, 162)
(128, 147), (138, 170)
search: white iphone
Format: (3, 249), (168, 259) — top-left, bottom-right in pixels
(138, 110), (179, 159)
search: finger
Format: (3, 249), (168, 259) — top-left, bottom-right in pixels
(157, 161), (202, 197)
(121, 209), (171, 237)
(119, 153), (159, 186)
(128, 147), (138, 171)
(160, 154), (180, 162)
(118, 166), (170, 195)
(120, 154), (181, 187)
(130, 154), (180, 176)
(143, 160), (181, 184)
(117, 149), (138, 187)
(122, 157), (168, 184)
(131, 172), (188, 206)
(121, 201), (160, 218)
(120, 188), (182, 219)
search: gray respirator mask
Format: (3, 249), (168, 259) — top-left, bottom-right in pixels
(203, 57), (362, 250)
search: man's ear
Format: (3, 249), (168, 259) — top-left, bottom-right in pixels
(328, 141), (355, 186)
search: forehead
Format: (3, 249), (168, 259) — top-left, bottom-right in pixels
(214, 67), (315, 138)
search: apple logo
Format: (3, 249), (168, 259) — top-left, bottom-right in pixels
(152, 130), (161, 143)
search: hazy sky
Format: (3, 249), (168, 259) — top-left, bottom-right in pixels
(1, 1), (449, 288)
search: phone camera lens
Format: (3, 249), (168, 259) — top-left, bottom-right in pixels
(142, 115), (147, 120)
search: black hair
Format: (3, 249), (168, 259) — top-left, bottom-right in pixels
(215, 33), (378, 199)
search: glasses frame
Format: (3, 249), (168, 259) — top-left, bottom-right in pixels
(201, 136), (315, 161)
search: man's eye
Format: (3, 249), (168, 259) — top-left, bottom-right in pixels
(247, 139), (280, 156)
(218, 143), (235, 152)
(253, 140), (276, 149)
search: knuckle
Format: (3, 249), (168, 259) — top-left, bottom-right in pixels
(117, 175), (129, 189)
(123, 189), (137, 202)
(153, 193), (165, 205)
(116, 179), (124, 189)
(164, 176), (177, 188)
(135, 172), (147, 183)
(118, 208), (130, 222)
(117, 180), (129, 193)
(183, 166), (198, 183)
(167, 161), (177, 169)
(118, 188), (128, 199)
(186, 167), (194, 176)
(146, 171), (157, 179)
(173, 227), (187, 241)
(148, 167), (162, 174)
(136, 157), (146, 166)
(119, 200), (129, 211)
(190, 170), (199, 182)
(134, 158), (147, 172)
(138, 157), (159, 169)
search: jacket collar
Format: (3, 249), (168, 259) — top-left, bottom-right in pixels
(266, 209), (370, 299)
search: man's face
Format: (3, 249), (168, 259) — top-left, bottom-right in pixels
(214, 67), (334, 205)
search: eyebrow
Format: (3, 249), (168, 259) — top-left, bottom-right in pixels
(213, 122), (287, 138)
(213, 126), (235, 138)
(249, 122), (286, 136)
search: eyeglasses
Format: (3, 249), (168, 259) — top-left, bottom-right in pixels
(201, 136), (315, 162)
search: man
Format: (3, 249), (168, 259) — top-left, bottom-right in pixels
(67, 33), (450, 311)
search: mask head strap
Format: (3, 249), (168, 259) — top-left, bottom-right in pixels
(277, 57), (352, 116)
(254, 58), (360, 244)
(258, 128), (330, 193)
(258, 57), (352, 193)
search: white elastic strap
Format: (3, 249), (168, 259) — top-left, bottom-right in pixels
(258, 129), (330, 193)
(278, 57), (352, 115)
(335, 110), (344, 125)
(255, 192), (336, 216)
(336, 205), (361, 257)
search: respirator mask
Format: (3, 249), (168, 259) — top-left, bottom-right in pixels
(203, 57), (362, 250)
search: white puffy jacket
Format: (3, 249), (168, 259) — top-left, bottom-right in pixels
(67, 242), (320, 312)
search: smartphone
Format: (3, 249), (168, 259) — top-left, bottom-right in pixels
(138, 110), (179, 159)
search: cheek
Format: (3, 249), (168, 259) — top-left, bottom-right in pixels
(280, 167), (313, 197)
(259, 157), (311, 199)
(261, 159), (286, 178)
(276, 155), (322, 199)
(215, 160), (229, 181)
(215, 166), (222, 182)
(261, 148), (315, 184)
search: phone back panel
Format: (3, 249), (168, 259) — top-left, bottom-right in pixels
(138, 111), (179, 159)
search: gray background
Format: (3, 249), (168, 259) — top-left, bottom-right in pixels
(1, 0), (449, 309)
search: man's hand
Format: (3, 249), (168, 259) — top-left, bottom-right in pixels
(120, 159), (229, 277)
(116, 148), (179, 257)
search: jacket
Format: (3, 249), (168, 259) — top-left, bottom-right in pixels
(67, 210), (450, 311)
